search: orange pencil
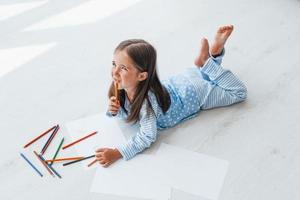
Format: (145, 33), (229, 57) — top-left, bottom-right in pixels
(62, 131), (98, 150)
(45, 157), (84, 163)
(23, 125), (56, 148)
(87, 159), (97, 167)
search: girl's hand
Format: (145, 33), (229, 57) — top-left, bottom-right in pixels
(108, 96), (120, 116)
(95, 148), (122, 167)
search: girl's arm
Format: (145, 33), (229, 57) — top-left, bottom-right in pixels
(116, 102), (158, 160)
(106, 96), (128, 119)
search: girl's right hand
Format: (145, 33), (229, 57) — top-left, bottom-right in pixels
(108, 96), (120, 116)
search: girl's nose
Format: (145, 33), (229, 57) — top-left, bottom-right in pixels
(112, 65), (120, 73)
(112, 66), (120, 77)
(115, 65), (121, 72)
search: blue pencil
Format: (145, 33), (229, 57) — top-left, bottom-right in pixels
(39, 154), (62, 179)
(20, 153), (43, 177)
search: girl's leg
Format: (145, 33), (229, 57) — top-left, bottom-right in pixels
(194, 25), (247, 109)
(200, 49), (224, 81)
(210, 25), (234, 58)
(195, 25), (234, 68)
(210, 48), (225, 66)
(200, 57), (247, 110)
(194, 38), (210, 67)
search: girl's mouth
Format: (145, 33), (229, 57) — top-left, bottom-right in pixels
(113, 78), (122, 89)
(113, 77), (121, 83)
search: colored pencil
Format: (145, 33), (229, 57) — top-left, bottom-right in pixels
(39, 154), (62, 179)
(20, 153), (43, 177)
(23, 125), (56, 148)
(114, 82), (119, 100)
(40, 125), (59, 155)
(33, 151), (54, 177)
(49, 137), (64, 166)
(62, 131), (97, 150)
(87, 159), (97, 167)
(46, 156), (84, 163)
(63, 155), (95, 166)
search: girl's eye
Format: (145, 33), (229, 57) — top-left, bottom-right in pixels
(121, 66), (128, 71)
(112, 62), (127, 71)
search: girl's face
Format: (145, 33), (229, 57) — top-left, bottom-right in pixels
(112, 50), (147, 93)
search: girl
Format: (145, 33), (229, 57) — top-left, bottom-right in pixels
(95, 25), (247, 167)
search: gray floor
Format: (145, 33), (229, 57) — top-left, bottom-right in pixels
(0, 0), (300, 199)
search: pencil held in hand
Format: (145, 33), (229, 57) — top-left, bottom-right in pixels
(63, 155), (95, 166)
(114, 82), (119, 100)
(109, 96), (120, 116)
(110, 82), (120, 116)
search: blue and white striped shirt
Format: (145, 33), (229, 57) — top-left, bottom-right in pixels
(107, 51), (247, 160)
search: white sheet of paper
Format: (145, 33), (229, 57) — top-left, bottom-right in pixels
(156, 143), (229, 200)
(66, 113), (228, 200)
(64, 112), (126, 169)
(90, 154), (171, 200)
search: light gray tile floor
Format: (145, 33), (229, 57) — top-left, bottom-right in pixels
(0, 0), (300, 199)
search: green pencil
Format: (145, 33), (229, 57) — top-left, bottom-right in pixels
(50, 137), (64, 166)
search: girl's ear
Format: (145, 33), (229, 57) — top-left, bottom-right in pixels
(138, 72), (148, 81)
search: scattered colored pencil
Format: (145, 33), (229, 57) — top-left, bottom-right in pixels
(39, 154), (62, 179)
(87, 159), (97, 167)
(63, 155), (95, 166)
(33, 151), (54, 177)
(23, 125), (56, 148)
(46, 156), (84, 163)
(40, 125), (59, 155)
(62, 131), (97, 150)
(49, 137), (64, 166)
(20, 153), (43, 177)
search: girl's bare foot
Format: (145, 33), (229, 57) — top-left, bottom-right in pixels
(194, 38), (209, 68)
(210, 25), (234, 57)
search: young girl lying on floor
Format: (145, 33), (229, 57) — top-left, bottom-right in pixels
(95, 25), (247, 167)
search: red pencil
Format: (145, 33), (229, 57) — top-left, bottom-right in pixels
(87, 159), (97, 167)
(23, 125), (56, 148)
(33, 151), (54, 177)
(62, 131), (97, 150)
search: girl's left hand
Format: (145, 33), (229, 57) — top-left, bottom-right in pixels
(95, 148), (122, 167)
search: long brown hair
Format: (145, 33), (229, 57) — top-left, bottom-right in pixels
(108, 39), (170, 123)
